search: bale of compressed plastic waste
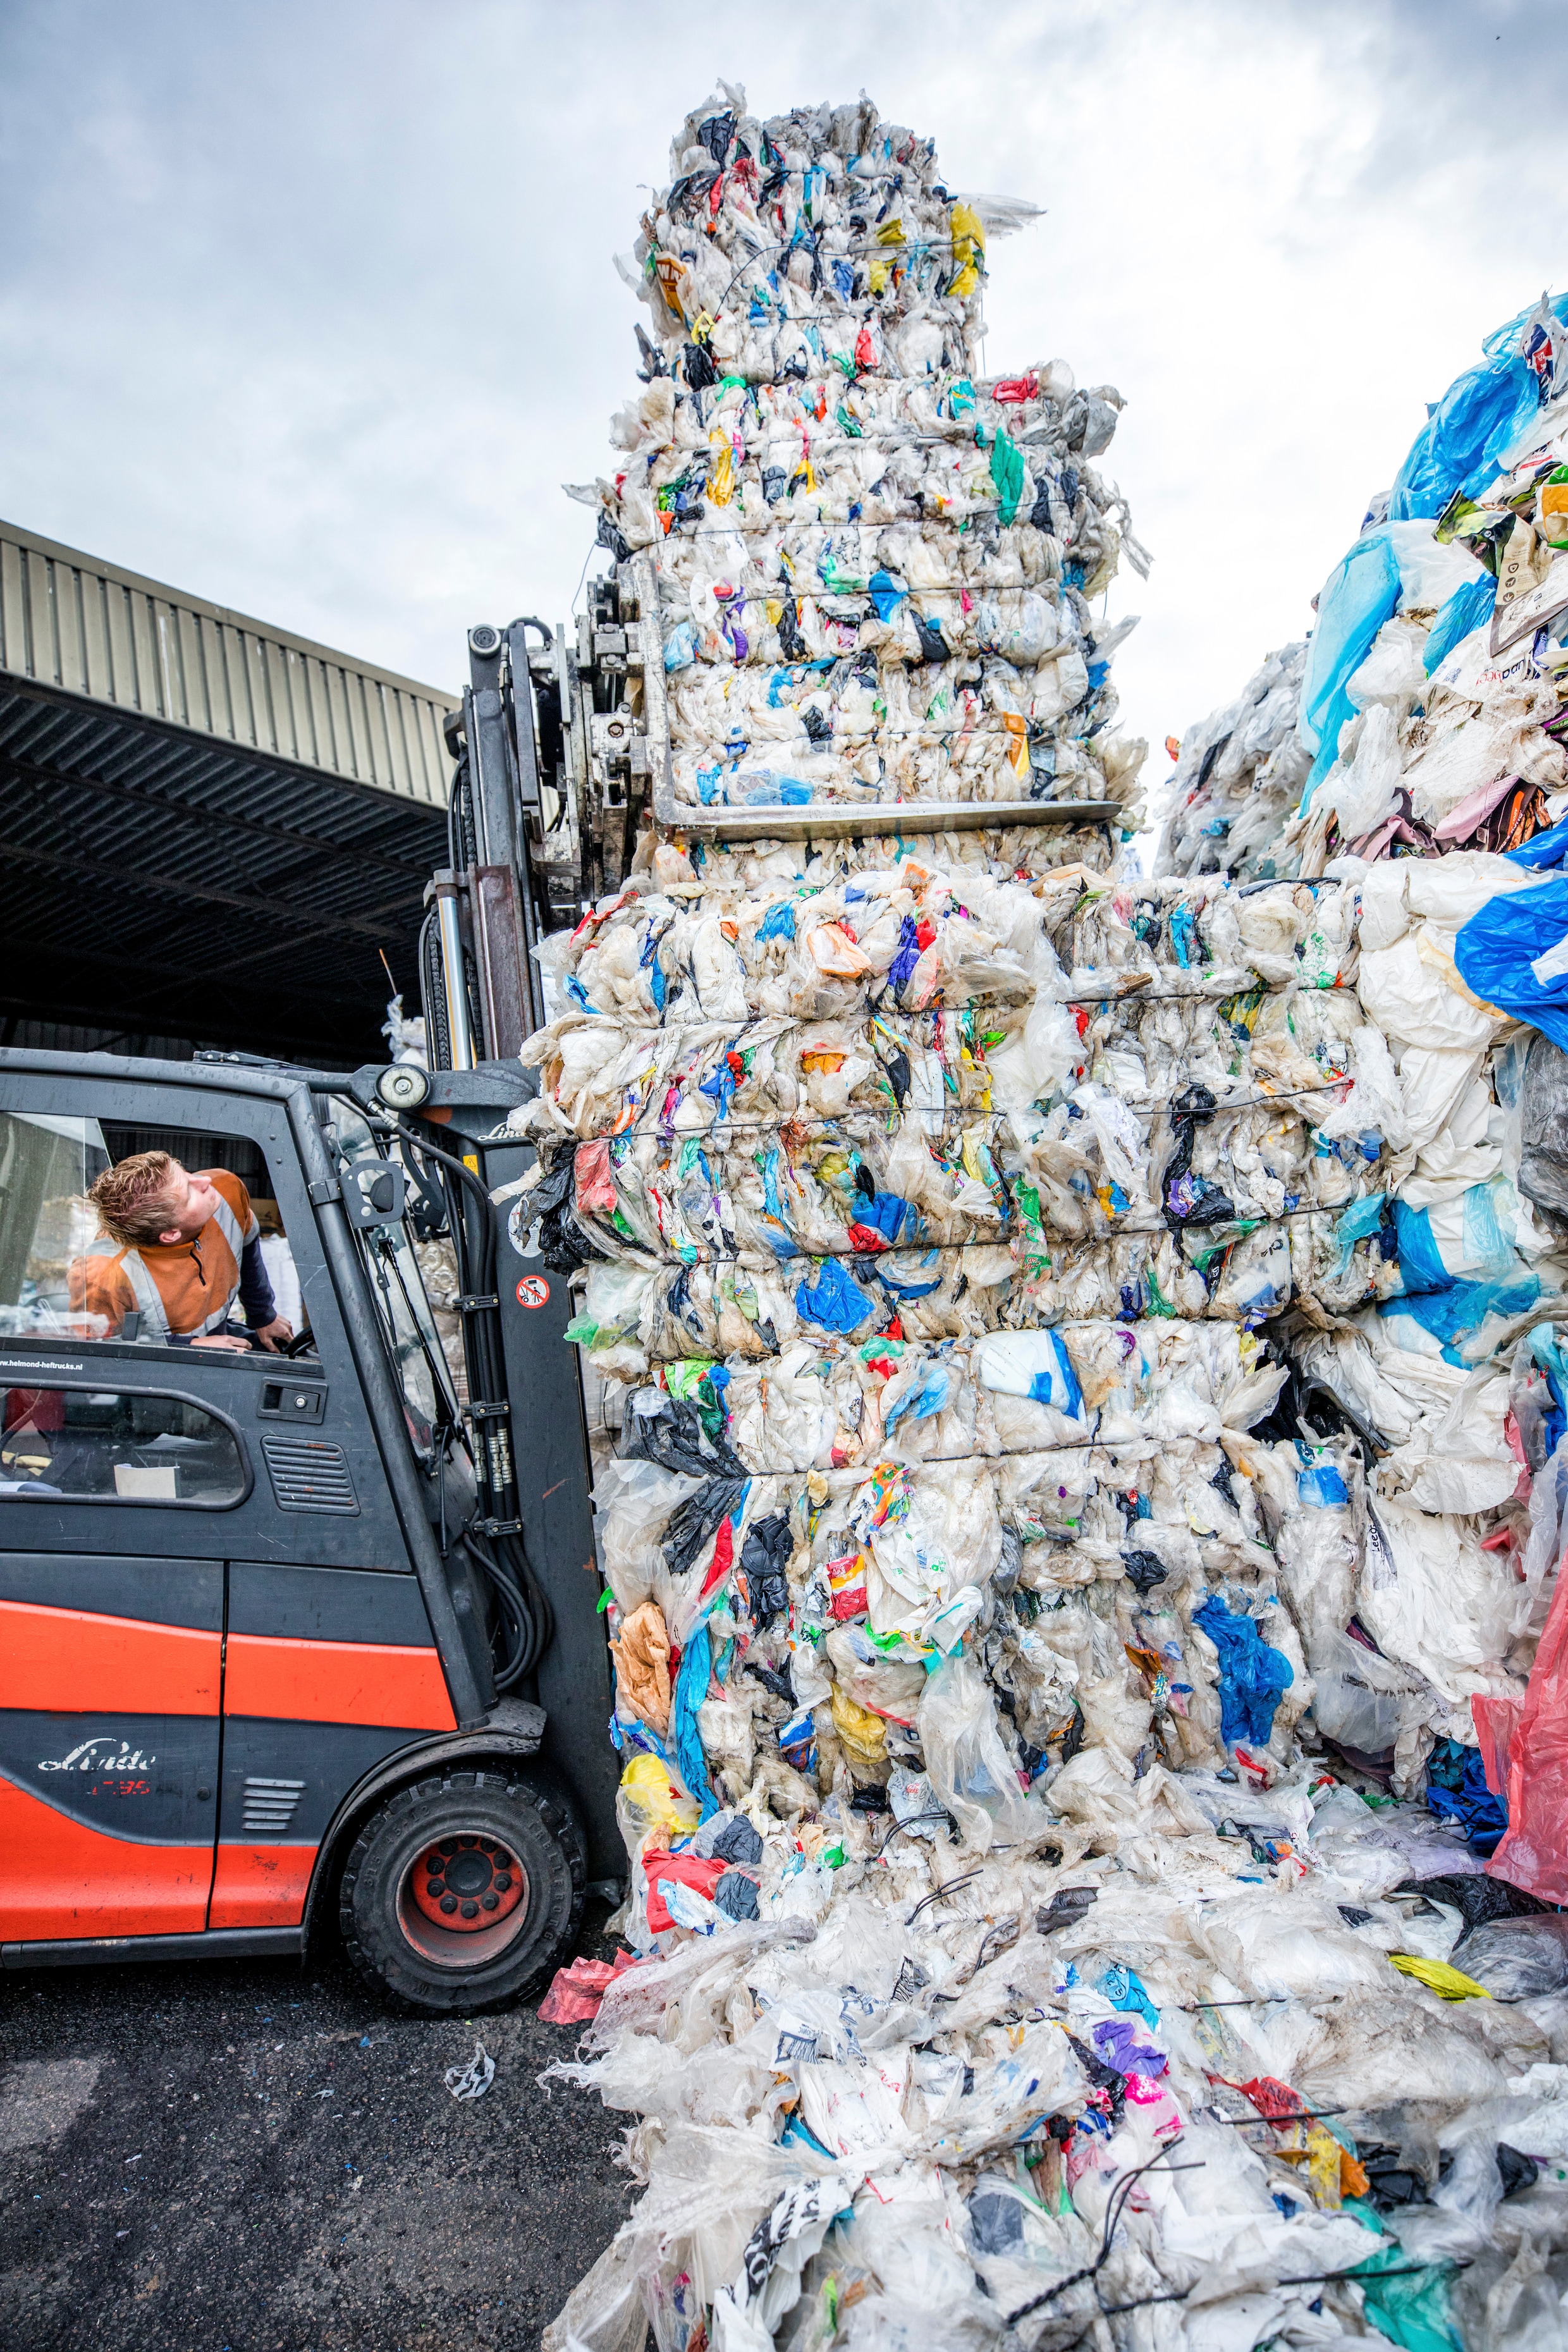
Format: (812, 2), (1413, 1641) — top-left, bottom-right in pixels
(1158, 641), (1311, 879)
(530, 90), (1568, 2352)
(1161, 293), (1568, 886)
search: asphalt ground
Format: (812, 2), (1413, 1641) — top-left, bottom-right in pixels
(0, 1903), (637, 2352)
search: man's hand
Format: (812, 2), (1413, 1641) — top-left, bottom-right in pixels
(254, 1316), (295, 1354)
(192, 1334), (252, 1353)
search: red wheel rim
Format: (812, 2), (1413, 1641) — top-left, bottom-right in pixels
(410, 1836), (527, 1933)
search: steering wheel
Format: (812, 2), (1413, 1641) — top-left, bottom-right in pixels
(280, 1326), (318, 1359)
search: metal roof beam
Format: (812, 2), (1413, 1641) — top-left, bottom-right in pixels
(0, 831), (426, 942)
(3, 753), (436, 878)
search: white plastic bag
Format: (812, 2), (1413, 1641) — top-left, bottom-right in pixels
(917, 1657), (1031, 1851)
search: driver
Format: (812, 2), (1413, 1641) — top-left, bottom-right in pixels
(69, 1151), (295, 1353)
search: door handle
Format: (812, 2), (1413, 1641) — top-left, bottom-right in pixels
(258, 1381), (328, 1424)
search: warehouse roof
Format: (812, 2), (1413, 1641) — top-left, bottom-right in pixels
(0, 518), (456, 1063)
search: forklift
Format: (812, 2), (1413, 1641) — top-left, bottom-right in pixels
(0, 560), (1115, 2011)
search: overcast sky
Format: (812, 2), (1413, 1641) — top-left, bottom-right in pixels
(1, 0), (1558, 829)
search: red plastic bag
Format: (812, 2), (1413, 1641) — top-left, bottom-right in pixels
(573, 1139), (618, 1218)
(1476, 1559), (1568, 1902)
(642, 1848), (727, 1933)
(537, 1947), (640, 2024)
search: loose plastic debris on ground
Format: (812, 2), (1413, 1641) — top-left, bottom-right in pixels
(524, 88), (1568, 2352)
(443, 2042), (496, 2102)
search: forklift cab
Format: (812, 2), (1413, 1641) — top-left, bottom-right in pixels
(0, 1046), (616, 2013)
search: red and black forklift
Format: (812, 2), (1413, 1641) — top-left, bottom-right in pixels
(0, 596), (649, 2012)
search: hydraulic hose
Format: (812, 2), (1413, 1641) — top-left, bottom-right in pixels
(381, 1115), (554, 1684)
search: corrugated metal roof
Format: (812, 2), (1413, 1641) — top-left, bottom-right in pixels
(0, 517), (456, 805)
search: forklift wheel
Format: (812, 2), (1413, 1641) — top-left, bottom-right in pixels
(338, 1768), (585, 2014)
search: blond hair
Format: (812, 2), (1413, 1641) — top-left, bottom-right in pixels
(89, 1151), (186, 1247)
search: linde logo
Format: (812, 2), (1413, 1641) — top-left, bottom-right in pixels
(38, 1736), (157, 1773)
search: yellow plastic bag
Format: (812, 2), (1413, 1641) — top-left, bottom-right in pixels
(619, 1751), (699, 1836)
(707, 438), (735, 508)
(830, 1688), (887, 1765)
(1389, 1952), (1490, 2000)
(1540, 470), (1568, 549)
(653, 255), (693, 326)
(947, 200), (986, 300)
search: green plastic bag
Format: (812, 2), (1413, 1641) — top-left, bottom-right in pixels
(1342, 2203), (1462, 2352)
(989, 428), (1025, 526)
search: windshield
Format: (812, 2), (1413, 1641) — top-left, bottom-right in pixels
(329, 1098), (460, 1459)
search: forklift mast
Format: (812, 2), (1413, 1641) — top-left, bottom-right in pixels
(422, 575), (651, 1072)
(377, 581), (670, 1894)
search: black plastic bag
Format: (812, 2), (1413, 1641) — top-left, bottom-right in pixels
(663, 1474), (749, 1576)
(740, 1512), (792, 1629)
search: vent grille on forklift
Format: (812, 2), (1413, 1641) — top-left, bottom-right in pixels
(242, 1777), (306, 1835)
(260, 1433), (359, 1514)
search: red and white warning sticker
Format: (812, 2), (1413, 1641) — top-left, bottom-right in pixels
(515, 1276), (551, 1309)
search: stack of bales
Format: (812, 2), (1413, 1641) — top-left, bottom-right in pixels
(523, 97), (1568, 2352)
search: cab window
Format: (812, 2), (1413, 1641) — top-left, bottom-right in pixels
(327, 1098), (459, 1459)
(0, 1111), (110, 1338)
(0, 1384), (248, 1505)
(0, 1106), (305, 1357)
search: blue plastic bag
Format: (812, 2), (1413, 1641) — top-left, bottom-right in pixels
(672, 1620), (721, 1823)
(1297, 1462), (1350, 1507)
(875, 1247), (944, 1301)
(1097, 1961), (1160, 2028)
(868, 568), (907, 622)
(1388, 291), (1568, 522)
(1192, 1596), (1294, 1747)
(1425, 1735), (1507, 1855)
(1506, 811), (1568, 871)
(1423, 572), (1497, 675)
(795, 1256), (876, 1335)
(1392, 1182), (1516, 1297)
(1299, 531), (1403, 799)
(1377, 1278), (1540, 1366)
(883, 1362), (952, 1433)
(1026, 1332), (1085, 1418)
(756, 900), (797, 943)
(855, 1189), (916, 1244)
(973, 1329), (1085, 1418)
(1333, 1192), (1388, 1275)
(888, 914), (922, 994)
(663, 619), (697, 672)
(1454, 873), (1568, 1050)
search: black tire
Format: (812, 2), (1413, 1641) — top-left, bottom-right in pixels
(338, 1767), (585, 2014)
